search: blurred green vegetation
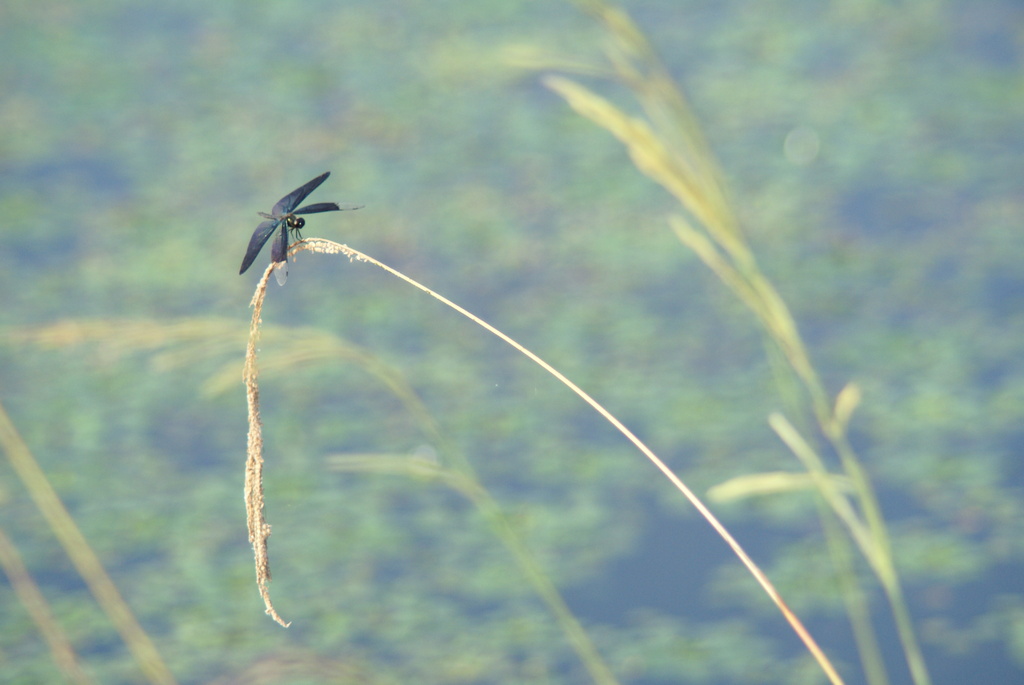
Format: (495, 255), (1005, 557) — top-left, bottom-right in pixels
(1, 0), (1023, 683)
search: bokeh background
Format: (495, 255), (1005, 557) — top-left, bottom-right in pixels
(2, 0), (1023, 683)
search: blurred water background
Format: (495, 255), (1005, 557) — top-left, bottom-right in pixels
(1, 1), (1022, 683)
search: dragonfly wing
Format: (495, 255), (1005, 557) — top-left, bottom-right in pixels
(270, 223), (289, 285)
(293, 202), (364, 215)
(273, 261), (288, 286)
(239, 220), (280, 274)
(272, 171), (331, 216)
(270, 223), (289, 264)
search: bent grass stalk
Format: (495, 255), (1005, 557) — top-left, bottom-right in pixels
(242, 239), (845, 685)
(242, 265), (288, 627)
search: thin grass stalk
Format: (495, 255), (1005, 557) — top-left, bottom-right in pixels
(0, 524), (95, 685)
(326, 453), (620, 683)
(435, 467), (620, 685)
(0, 401), (178, 685)
(818, 506), (890, 685)
(290, 237), (846, 685)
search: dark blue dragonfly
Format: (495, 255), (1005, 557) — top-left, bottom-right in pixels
(239, 171), (362, 285)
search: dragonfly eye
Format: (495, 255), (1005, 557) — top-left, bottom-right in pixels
(286, 216), (305, 230)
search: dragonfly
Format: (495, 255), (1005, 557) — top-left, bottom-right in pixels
(239, 171), (362, 285)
